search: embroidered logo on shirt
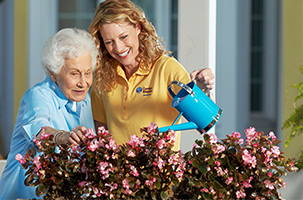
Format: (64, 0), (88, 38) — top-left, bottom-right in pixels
(143, 87), (152, 96)
(136, 86), (152, 96)
(136, 87), (142, 93)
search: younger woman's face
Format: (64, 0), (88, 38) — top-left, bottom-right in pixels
(99, 22), (141, 69)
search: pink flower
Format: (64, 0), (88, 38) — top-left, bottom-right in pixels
(245, 127), (256, 144)
(215, 160), (221, 166)
(156, 139), (166, 149)
(232, 132), (241, 138)
(213, 144), (225, 154)
(263, 180), (274, 190)
(40, 132), (50, 140)
(156, 156), (165, 170)
(243, 179), (252, 188)
(128, 135), (144, 148)
(147, 122), (157, 133)
(236, 190), (246, 199)
(15, 153), (26, 164)
(145, 176), (156, 187)
(78, 181), (86, 187)
(123, 179), (130, 189)
(168, 154), (178, 165)
(242, 149), (257, 168)
(169, 130), (176, 142)
(225, 177), (233, 185)
(85, 128), (97, 138)
(269, 131), (276, 140)
(127, 150), (136, 157)
(130, 165), (139, 177)
(282, 182), (287, 188)
(15, 153), (23, 161)
(271, 146), (280, 157)
(208, 133), (218, 144)
(98, 161), (109, 171)
(174, 170), (184, 179)
(238, 138), (244, 145)
(88, 139), (100, 152)
(93, 187), (101, 197)
(33, 156), (41, 168)
(201, 188), (209, 192)
(106, 138), (118, 150)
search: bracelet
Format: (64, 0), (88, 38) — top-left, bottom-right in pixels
(53, 130), (64, 145)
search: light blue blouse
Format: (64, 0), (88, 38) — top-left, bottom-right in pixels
(0, 76), (95, 200)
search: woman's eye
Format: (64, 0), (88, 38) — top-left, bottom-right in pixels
(105, 41), (112, 45)
(121, 35), (128, 39)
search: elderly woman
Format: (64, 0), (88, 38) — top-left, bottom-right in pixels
(89, 0), (215, 150)
(0, 28), (98, 199)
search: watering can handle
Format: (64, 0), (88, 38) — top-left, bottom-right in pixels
(168, 81), (195, 98)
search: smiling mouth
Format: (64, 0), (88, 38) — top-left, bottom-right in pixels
(118, 49), (130, 57)
(74, 90), (86, 94)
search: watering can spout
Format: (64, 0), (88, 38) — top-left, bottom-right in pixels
(158, 81), (222, 134)
(158, 121), (198, 133)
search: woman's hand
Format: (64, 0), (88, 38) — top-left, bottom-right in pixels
(56, 126), (87, 146)
(190, 68), (215, 92)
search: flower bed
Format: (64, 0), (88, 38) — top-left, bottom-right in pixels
(17, 124), (297, 199)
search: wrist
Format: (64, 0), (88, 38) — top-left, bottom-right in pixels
(53, 130), (64, 145)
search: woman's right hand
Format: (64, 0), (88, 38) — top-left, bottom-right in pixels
(55, 126), (87, 146)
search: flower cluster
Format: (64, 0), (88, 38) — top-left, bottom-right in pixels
(16, 125), (297, 199)
(16, 123), (185, 199)
(173, 127), (298, 199)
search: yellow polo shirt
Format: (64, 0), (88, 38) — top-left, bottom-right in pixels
(91, 54), (191, 150)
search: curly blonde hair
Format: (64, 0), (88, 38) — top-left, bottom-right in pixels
(89, 0), (166, 94)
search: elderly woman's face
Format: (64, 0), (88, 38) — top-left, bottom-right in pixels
(100, 22), (141, 69)
(51, 51), (93, 102)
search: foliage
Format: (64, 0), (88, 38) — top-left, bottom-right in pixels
(16, 125), (297, 199)
(16, 123), (184, 199)
(282, 64), (303, 170)
(173, 128), (298, 199)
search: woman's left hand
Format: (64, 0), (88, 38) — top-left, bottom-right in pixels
(190, 68), (215, 92)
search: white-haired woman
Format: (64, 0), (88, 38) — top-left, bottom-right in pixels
(0, 28), (98, 199)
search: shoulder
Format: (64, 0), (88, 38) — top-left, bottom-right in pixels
(153, 54), (188, 75)
(21, 79), (57, 108)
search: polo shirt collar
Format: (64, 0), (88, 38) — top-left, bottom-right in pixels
(46, 76), (89, 110)
(117, 60), (151, 79)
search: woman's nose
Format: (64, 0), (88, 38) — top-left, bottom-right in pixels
(77, 76), (86, 87)
(113, 40), (124, 52)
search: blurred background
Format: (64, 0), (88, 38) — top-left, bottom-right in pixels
(0, 0), (302, 166)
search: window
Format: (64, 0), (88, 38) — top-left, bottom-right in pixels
(59, 0), (98, 30)
(59, 0), (178, 57)
(249, 0), (280, 133)
(250, 0), (264, 112)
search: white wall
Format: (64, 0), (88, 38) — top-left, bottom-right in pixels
(178, 0), (217, 152)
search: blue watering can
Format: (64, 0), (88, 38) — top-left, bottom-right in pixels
(158, 81), (222, 134)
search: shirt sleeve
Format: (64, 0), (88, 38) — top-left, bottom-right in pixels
(162, 56), (191, 95)
(19, 88), (52, 141)
(91, 83), (107, 123)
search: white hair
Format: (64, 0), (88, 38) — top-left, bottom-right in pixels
(41, 28), (98, 74)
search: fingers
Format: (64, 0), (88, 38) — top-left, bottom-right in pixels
(56, 126), (87, 146)
(190, 70), (200, 80)
(69, 126), (87, 144)
(191, 68), (215, 90)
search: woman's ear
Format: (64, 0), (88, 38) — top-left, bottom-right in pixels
(48, 70), (57, 82)
(136, 24), (141, 35)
